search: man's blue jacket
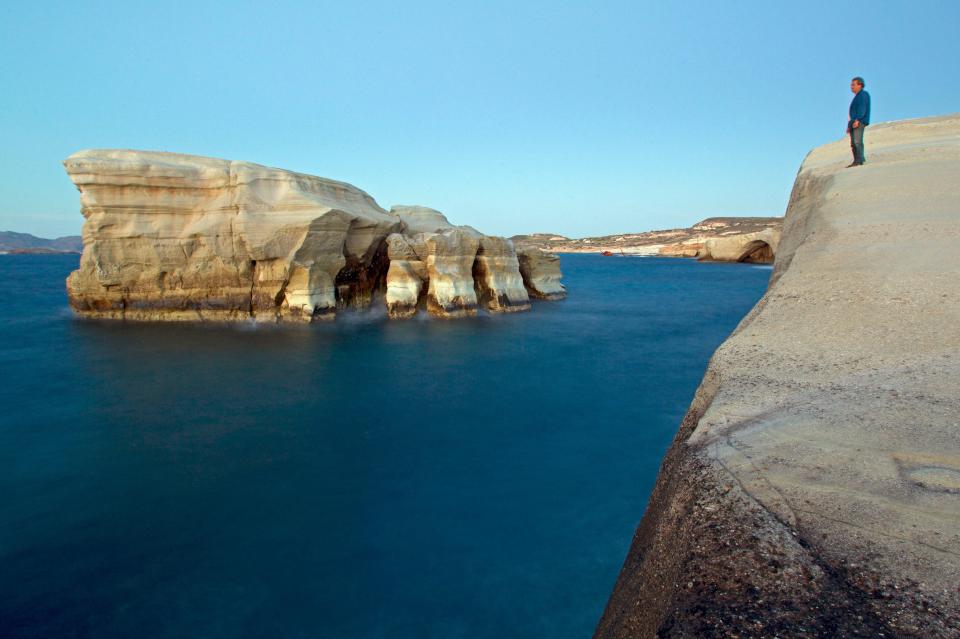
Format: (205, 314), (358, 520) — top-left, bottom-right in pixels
(849, 90), (871, 128)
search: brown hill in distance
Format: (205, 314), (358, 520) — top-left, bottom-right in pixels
(512, 216), (782, 261)
(0, 231), (82, 254)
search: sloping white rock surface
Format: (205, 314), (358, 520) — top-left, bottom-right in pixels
(597, 114), (960, 637)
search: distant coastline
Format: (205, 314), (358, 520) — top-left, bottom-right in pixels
(512, 216), (782, 263)
(0, 231), (81, 254)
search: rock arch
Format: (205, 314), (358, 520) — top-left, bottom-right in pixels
(737, 239), (774, 264)
(699, 228), (781, 264)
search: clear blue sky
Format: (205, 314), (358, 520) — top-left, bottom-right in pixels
(1, 1), (957, 239)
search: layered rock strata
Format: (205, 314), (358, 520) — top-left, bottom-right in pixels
(517, 247), (566, 300)
(596, 114), (960, 638)
(63, 150), (562, 321)
(698, 227), (781, 263)
(473, 236), (531, 312)
(383, 232), (428, 319)
(425, 229), (482, 318)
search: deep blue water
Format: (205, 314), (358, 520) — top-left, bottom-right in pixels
(0, 253), (769, 638)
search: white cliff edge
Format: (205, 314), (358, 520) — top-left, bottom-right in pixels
(596, 113), (960, 637)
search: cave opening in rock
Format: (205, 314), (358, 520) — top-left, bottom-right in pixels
(247, 260), (257, 316)
(334, 240), (391, 311)
(471, 254), (488, 307)
(737, 240), (774, 264)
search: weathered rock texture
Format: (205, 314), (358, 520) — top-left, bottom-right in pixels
(425, 229), (482, 318)
(596, 114), (960, 638)
(474, 236), (531, 312)
(513, 217), (782, 262)
(517, 247), (566, 300)
(698, 227), (781, 263)
(63, 150), (562, 321)
(383, 232), (428, 319)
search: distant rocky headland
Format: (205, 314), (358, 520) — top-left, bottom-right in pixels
(596, 114), (960, 637)
(0, 231), (82, 254)
(513, 217), (782, 263)
(63, 150), (565, 322)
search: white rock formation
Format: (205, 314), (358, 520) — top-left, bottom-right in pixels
(65, 149), (398, 321)
(474, 236), (530, 312)
(390, 204), (483, 237)
(516, 247), (566, 300)
(425, 229), (481, 317)
(597, 114), (960, 637)
(698, 227), (781, 263)
(384, 232), (429, 319)
(64, 150), (563, 321)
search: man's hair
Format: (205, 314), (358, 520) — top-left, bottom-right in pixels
(852, 76), (865, 87)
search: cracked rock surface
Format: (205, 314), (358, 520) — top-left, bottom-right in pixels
(63, 150), (561, 321)
(595, 114), (960, 638)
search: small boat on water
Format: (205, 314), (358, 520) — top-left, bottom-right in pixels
(601, 250), (615, 256)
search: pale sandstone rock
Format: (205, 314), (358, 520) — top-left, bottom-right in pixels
(64, 150), (564, 321)
(698, 227), (781, 263)
(384, 232), (428, 318)
(473, 236), (530, 312)
(386, 206), (531, 317)
(597, 114), (960, 637)
(657, 241), (703, 258)
(425, 229), (481, 318)
(390, 204), (485, 239)
(516, 246), (566, 300)
(392, 205), (452, 234)
(65, 149), (398, 321)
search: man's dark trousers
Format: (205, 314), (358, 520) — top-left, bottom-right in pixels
(849, 125), (866, 165)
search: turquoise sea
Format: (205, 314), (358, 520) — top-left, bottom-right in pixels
(0, 253), (769, 638)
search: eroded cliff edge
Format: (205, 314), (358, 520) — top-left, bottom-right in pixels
(596, 114), (960, 638)
(64, 150), (565, 321)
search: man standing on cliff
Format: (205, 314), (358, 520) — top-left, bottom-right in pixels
(847, 77), (871, 167)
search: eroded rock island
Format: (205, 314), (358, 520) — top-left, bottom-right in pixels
(63, 150), (564, 321)
(596, 114), (960, 637)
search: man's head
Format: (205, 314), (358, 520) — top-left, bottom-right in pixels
(850, 77), (865, 94)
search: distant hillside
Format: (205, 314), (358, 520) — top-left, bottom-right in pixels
(512, 216), (782, 257)
(0, 231), (82, 253)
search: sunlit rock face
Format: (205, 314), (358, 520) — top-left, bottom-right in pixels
(425, 229), (481, 318)
(596, 114), (960, 638)
(391, 205), (472, 236)
(516, 247), (566, 300)
(64, 149), (398, 321)
(384, 232), (428, 319)
(698, 228), (781, 263)
(64, 150), (563, 322)
(474, 236), (530, 312)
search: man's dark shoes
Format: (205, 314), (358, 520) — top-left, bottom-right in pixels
(846, 162), (863, 168)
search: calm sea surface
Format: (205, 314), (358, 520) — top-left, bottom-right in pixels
(0, 253), (769, 638)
